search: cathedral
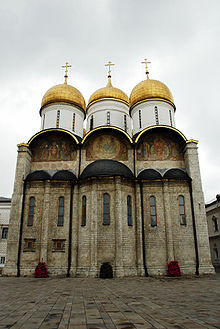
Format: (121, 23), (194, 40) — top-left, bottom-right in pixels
(3, 60), (214, 277)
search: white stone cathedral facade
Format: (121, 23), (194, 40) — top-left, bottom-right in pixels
(3, 62), (214, 277)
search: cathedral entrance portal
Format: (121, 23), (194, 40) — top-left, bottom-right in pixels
(100, 262), (113, 279)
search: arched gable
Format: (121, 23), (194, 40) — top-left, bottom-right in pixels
(28, 129), (78, 163)
(82, 126), (133, 144)
(134, 125), (187, 144)
(135, 126), (186, 162)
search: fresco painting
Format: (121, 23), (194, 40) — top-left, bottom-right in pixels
(86, 134), (128, 161)
(31, 134), (77, 162)
(137, 133), (183, 161)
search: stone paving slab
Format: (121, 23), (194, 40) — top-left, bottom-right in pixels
(0, 276), (219, 329)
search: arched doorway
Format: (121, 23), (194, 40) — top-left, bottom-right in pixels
(100, 262), (113, 279)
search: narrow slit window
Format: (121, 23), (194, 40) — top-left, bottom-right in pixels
(2, 227), (8, 239)
(139, 110), (142, 128)
(56, 110), (60, 128)
(214, 244), (219, 259)
(90, 115), (94, 130)
(28, 197), (35, 226)
(155, 106), (159, 125)
(212, 216), (219, 231)
(107, 112), (110, 125)
(127, 195), (132, 226)
(103, 193), (110, 225)
(169, 109), (173, 126)
(124, 115), (127, 132)
(178, 195), (186, 225)
(72, 113), (76, 132)
(42, 114), (45, 129)
(150, 196), (157, 227)
(82, 196), (87, 226)
(58, 197), (64, 226)
(0, 257), (5, 264)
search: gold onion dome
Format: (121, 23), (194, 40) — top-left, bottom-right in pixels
(129, 79), (175, 109)
(41, 83), (86, 111)
(88, 78), (129, 108)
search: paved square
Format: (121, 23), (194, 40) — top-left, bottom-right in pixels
(0, 276), (219, 328)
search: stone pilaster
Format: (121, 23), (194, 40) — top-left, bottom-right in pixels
(162, 181), (174, 263)
(184, 141), (214, 274)
(39, 181), (50, 263)
(114, 177), (124, 277)
(90, 181), (98, 276)
(135, 183), (145, 276)
(3, 144), (32, 276)
(71, 183), (79, 276)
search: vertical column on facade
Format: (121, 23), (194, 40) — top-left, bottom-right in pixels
(3, 144), (32, 276)
(40, 181), (50, 263)
(135, 182), (145, 276)
(71, 183), (79, 276)
(184, 141), (214, 274)
(114, 176), (124, 277)
(162, 181), (174, 262)
(90, 180), (98, 277)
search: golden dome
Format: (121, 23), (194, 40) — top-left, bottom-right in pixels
(41, 83), (86, 111)
(130, 79), (174, 109)
(88, 78), (129, 108)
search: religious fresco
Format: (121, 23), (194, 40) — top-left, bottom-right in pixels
(31, 133), (77, 162)
(85, 134), (128, 161)
(137, 132), (184, 161)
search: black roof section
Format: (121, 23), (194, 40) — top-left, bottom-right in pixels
(80, 160), (134, 179)
(52, 170), (76, 181)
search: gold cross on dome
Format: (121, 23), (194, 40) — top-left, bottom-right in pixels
(105, 61), (115, 78)
(141, 58), (151, 79)
(62, 62), (72, 84)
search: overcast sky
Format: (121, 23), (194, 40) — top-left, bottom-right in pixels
(0, 0), (220, 202)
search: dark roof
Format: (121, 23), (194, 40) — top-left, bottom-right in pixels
(80, 160), (134, 179)
(0, 197), (11, 203)
(52, 170), (76, 181)
(26, 170), (51, 181)
(163, 169), (190, 180)
(137, 169), (162, 180)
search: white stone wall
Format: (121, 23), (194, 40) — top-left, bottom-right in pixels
(131, 100), (175, 135)
(41, 103), (85, 138)
(86, 100), (132, 135)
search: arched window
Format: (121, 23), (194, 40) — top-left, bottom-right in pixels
(28, 197), (35, 226)
(82, 196), (87, 226)
(127, 195), (132, 226)
(72, 113), (76, 132)
(90, 115), (94, 130)
(212, 216), (219, 231)
(58, 197), (64, 226)
(107, 112), (110, 125)
(178, 195), (186, 225)
(103, 193), (110, 225)
(56, 110), (60, 128)
(139, 110), (142, 129)
(150, 196), (157, 227)
(154, 106), (159, 125)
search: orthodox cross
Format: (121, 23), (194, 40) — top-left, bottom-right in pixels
(105, 61), (115, 78)
(62, 62), (72, 84)
(141, 58), (151, 79)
